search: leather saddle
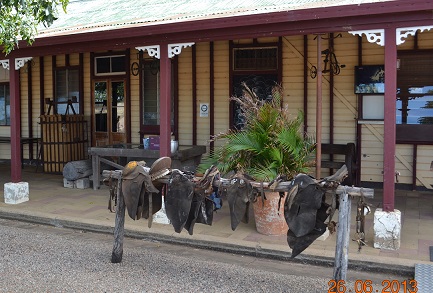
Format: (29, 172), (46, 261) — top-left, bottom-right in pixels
(165, 169), (195, 233)
(165, 168), (217, 235)
(121, 161), (161, 221)
(225, 173), (255, 231)
(284, 173), (329, 258)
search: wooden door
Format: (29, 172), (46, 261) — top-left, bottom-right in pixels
(93, 80), (126, 146)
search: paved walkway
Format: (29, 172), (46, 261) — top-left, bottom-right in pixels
(1, 163), (432, 276)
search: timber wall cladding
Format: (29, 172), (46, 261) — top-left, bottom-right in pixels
(417, 145), (433, 186)
(40, 114), (88, 173)
(212, 41), (230, 147)
(196, 42), (211, 146)
(130, 49), (140, 144)
(178, 45), (193, 145)
(282, 36), (304, 113)
(360, 124), (384, 183)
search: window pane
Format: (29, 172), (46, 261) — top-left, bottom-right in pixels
(111, 56), (125, 73)
(96, 57), (110, 74)
(141, 59), (174, 127)
(0, 84), (10, 125)
(0, 87), (5, 125)
(111, 81), (125, 133)
(68, 69), (79, 97)
(95, 55), (126, 75)
(142, 66), (159, 125)
(56, 69), (80, 114)
(68, 69), (80, 113)
(397, 51), (433, 126)
(397, 86), (433, 124)
(232, 74), (278, 129)
(55, 70), (68, 103)
(234, 49), (256, 70)
(234, 47), (278, 71)
(95, 82), (108, 132)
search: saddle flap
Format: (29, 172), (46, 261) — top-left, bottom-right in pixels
(226, 174), (253, 231)
(165, 170), (195, 233)
(122, 163), (160, 220)
(285, 180), (325, 237)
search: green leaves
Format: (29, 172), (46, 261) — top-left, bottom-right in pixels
(199, 83), (316, 182)
(0, 0), (69, 54)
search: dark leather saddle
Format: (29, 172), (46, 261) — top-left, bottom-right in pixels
(165, 168), (218, 235)
(225, 173), (256, 231)
(284, 173), (329, 258)
(121, 161), (161, 221)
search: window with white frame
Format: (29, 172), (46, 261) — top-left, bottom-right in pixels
(95, 55), (126, 76)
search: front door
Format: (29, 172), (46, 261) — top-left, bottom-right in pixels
(93, 80), (126, 146)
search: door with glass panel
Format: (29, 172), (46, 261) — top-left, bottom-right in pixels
(93, 80), (126, 146)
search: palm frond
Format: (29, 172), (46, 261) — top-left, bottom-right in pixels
(198, 83), (316, 181)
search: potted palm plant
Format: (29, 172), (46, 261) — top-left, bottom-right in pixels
(199, 83), (316, 235)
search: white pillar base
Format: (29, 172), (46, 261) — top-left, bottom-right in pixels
(4, 182), (29, 204)
(373, 208), (401, 250)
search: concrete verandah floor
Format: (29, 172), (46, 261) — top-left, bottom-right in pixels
(0, 162), (432, 271)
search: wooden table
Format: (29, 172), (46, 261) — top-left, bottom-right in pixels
(0, 137), (41, 167)
(88, 144), (206, 190)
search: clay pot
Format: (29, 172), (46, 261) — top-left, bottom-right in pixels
(252, 191), (288, 236)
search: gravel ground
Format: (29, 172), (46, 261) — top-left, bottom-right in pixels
(0, 219), (408, 293)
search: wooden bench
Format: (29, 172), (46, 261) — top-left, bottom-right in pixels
(321, 143), (357, 186)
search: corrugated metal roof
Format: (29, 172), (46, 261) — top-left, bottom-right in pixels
(37, 0), (395, 38)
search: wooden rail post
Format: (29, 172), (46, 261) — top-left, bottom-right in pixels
(333, 188), (352, 281)
(111, 176), (125, 263)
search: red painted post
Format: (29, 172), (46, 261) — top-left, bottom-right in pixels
(9, 57), (22, 183)
(383, 28), (397, 212)
(159, 45), (172, 158)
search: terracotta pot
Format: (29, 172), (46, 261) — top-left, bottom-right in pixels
(252, 191), (288, 236)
